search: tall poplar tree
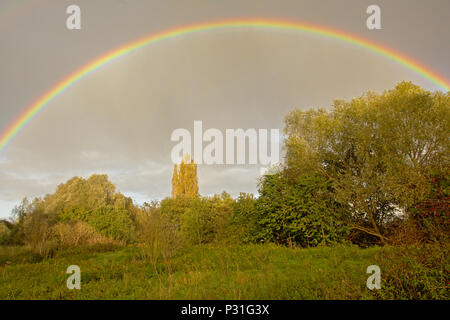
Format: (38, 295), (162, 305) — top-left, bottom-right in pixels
(171, 154), (199, 198)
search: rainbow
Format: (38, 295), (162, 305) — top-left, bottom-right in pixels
(1, 18), (449, 153)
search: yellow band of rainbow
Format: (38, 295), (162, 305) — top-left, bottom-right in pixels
(1, 18), (449, 154)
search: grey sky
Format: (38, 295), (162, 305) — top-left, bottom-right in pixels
(0, 0), (449, 218)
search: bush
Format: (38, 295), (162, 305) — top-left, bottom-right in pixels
(22, 210), (54, 257)
(226, 193), (259, 244)
(51, 221), (111, 247)
(180, 194), (232, 245)
(368, 244), (450, 299)
(392, 174), (449, 245)
(181, 198), (215, 244)
(88, 205), (136, 242)
(160, 193), (233, 245)
(160, 197), (193, 226)
(256, 173), (349, 246)
(136, 208), (182, 266)
(0, 222), (11, 245)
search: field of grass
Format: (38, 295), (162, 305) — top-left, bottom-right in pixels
(0, 244), (447, 300)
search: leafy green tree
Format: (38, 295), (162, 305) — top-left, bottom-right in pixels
(284, 82), (449, 244)
(11, 175), (138, 243)
(256, 172), (348, 246)
(180, 194), (231, 244)
(161, 192), (233, 244)
(0, 222), (11, 245)
(160, 197), (193, 226)
(227, 193), (259, 243)
(21, 198), (54, 255)
(181, 198), (215, 244)
(171, 154), (199, 199)
(88, 205), (135, 242)
(43, 174), (135, 219)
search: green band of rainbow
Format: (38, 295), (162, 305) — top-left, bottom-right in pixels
(1, 18), (449, 154)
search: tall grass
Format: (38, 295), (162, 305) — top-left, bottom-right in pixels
(0, 243), (447, 299)
(0, 244), (372, 299)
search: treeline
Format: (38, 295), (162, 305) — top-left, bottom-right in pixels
(0, 82), (448, 256)
(158, 81), (449, 247)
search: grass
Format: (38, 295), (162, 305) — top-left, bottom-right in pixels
(0, 243), (447, 299)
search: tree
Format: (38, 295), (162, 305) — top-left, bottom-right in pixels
(22, 198), (53, 255)
(87, 205), (135, 241)
(283, 81), (449, 244)
(180, 193), (233, 244)
(50, 175), (137, 241)
(0, 221), (11, 245)
(227, 193), (259, 243)
(256, 172), (348, 246)
(10, 174), (138, 243)
(171, 154), (199, 198)
(171, 165), (179, 199)
(43, 174), (134, 218)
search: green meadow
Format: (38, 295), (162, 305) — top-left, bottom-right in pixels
(0, 243), (447, 300)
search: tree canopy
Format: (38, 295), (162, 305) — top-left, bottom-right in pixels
(282, 81), (449, 243)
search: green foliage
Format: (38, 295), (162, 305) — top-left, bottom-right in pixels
(367, 244), (450, 299)
(226, 193), (259, 243)
(0, 222), (10, 245)
(21, 202), (54, 257)
(160, 197), (193, 226)
(87, 206), (135, 242)
(395, 173), (450, 244)
(284, 81), (449, 244)
(51, 221), (110, 247)
(44, 174), (135, 217)
(181, 198), (216, 244)
(160, 192), (233, 245)
(8, 175), (138, 245)
(135, 206), (182, 266)
(183, 196), (227, 244)
(256, 172), (349, 246)
(59, 206), (90, 222)
(59, 204), (135, 242)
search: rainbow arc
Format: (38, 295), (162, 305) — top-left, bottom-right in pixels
(1, 19), (449, 153)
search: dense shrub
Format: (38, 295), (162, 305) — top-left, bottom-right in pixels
(59, 206), (136, 242)
(51, 221), (111, 247)
(368, 244), (450, 299)
(226, 193), (259, 244)
(0, 222), (10, 245)
(22, 210), (54, 256)
(135, 207), (182, 266)
(87, 205), (136, 242)
(160, 197), (194, 226)
(160, 193), (233, 245)
(256, 173), (349, 246)
(182, 196), (230, 244)
(393, 174), (449, 245)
